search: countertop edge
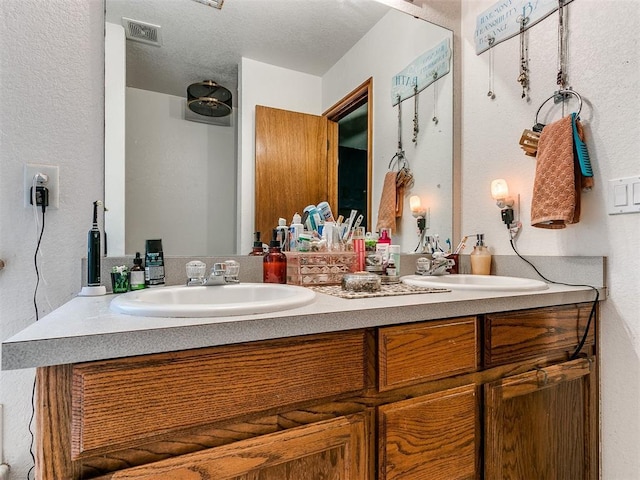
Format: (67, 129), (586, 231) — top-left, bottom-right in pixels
(2, 285), (603, 370)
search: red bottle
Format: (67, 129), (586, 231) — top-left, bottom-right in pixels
(263, 230), (287, 283)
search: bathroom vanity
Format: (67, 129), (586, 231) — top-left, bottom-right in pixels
(3, 275), (601, 480)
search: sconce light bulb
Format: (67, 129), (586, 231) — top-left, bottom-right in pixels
(409, 195), (426, 218)
(491, 179), (509, 200)
(491, 178), (514, 208)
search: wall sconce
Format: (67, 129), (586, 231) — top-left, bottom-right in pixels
(491, 179), (520, 234)
(409, 195), (430, 252)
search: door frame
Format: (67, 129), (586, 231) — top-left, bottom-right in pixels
(323, 78), (373, 230)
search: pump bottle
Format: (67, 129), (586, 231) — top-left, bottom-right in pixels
(470, 234), (492, 275)
(263, 230), (287, 283)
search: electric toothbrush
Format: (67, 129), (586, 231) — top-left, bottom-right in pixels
(79, 200), (107, 296)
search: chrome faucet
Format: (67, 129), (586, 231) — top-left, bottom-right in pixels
(415, 252), (455, 276)
(186, 259), (240, 286)
(203, 260), (240, 286)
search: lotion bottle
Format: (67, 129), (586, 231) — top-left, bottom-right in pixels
(470, 234), (492, 275)
(263, 229), (287, 283)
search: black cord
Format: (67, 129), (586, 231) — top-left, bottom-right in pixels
(28, 203), (46, 480)
(509, 238), (599, 360)
(33, 206), (45, 321)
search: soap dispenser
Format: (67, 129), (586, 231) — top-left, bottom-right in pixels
(470, 234), (492, 275)
(263, 229), (287, 284)
(249, 232), (265, 256)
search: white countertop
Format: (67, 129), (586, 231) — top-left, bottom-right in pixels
(2, 282), (601, 370)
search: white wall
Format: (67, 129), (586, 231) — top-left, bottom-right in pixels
(323, 9), (454, 253)
(0, 1), (105, 478)
(238, 58), (322, 252)
(125, 88), (236, 255)
(461, 1), (640, 477)
(104, 22), (126, 257)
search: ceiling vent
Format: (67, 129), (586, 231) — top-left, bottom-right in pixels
(122, 18), (163, 47)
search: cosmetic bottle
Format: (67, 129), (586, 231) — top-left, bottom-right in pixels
(276, 218), (289, 251)
(129, 252), (146, 290)
(144, 239), (165, 287)
(249, 232), (265, 256)
(317, 201), (335, 223)
(353, 227), (366, 271)
(388, 245), (401, 275)
(289, 213), (304, 251)
(470, 234), (492, 275)
(376, 228), (392, 262)
(263, 230), (287, 284)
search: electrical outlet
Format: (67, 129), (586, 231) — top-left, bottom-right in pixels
(24, 164), (59, 209)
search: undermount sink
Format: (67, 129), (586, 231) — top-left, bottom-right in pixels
(401, 274), (549, 292)
(110, 283), (316, 318)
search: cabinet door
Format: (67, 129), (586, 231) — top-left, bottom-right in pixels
(379, 384), (478, 480)
(109, 413), (369, 480)
(484, 357), (598, 480)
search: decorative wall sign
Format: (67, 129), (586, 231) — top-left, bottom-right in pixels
(475, 0), (576, 55)
(391, 38), (451, 106)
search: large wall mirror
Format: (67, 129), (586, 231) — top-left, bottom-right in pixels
(105, 0), (453, 256)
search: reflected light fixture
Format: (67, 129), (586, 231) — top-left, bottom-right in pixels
(187, 81), (232, 117)
(491, 179), (520, 236)
(409, 195), (430, 252)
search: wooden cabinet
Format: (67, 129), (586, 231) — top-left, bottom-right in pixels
(35, 303), (598, 479)
(484, 304), (598, 480)
(484, 358), (598, 480)
(108, 413), (370, 480)
(379, 384), (478, 480)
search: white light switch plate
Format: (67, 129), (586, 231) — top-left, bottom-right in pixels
(608, 176), (640, 215)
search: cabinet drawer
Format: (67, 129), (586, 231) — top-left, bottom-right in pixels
(378, 317), (478, 391)
(485, 303), (596, 367)
(71, 331), (366, 457)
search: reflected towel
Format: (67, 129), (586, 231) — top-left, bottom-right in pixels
(376, 172), (400, 233)
(531, 115), (583, 229)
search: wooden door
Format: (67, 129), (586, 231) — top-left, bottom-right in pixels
(379, 384), (478, 480)
(255, 105), (337, 238)
(109, 413), (369, 479)
(484, 357), (598, 480)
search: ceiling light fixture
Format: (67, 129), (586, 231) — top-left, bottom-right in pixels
(187, 81), (232, 117)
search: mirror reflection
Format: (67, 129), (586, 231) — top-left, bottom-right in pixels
(105, 0), (453, 256)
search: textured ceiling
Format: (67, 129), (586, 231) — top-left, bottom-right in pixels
(106, 0), (391, 99)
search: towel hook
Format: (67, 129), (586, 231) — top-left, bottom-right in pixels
(535, 88), (582, 126)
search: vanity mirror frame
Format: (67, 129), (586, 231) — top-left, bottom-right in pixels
(104, 0), (458, 257)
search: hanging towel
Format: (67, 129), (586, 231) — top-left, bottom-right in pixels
(376, 172), (400, 233)
(531, 115), (585, 228)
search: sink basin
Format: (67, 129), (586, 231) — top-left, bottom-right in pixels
(110, 283), (316, 318)
(401, 274), (549, 292)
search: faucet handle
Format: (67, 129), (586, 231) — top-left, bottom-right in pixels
(186, 260), (207, 286)
(223, 260), (240, 283)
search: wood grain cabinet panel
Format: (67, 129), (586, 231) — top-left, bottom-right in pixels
(72, 331), (366, 457)
(108, 413), (370, 480)
(484, 357), (598, 480)
(378, 317), (478, 391)
(379, 384), (478, 480)
(485, 303), (596, 367)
